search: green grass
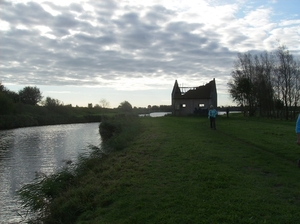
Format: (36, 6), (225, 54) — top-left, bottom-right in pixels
(19, 115), (300, 223)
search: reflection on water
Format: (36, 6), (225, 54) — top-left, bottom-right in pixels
(0, 123), (101, 223)
(139, 112), (172, 117)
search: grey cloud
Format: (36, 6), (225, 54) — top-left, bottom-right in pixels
(145, 5), (175, 22)
(73, 33), (116, 45)
(0, 0), (245, 88)
(1, 1), (53, 26)
(166, 21), (204, 33)
(43, 2), (84, 13)
(93, 0), (119, 18)
(69, 3), (84, 13)
(52, 14), (80, 28)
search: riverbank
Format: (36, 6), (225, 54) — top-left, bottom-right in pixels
(0, 104), (110, 130)
(19, 115), (300, 223)
(0, 122), (102, 223)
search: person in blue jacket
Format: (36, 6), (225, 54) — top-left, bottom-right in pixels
(296, 114), (300, 145)
(208, 105), (217, 130)
(296, 114), (300, 167)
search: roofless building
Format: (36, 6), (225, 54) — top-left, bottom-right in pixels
(171, 79), (217, 116)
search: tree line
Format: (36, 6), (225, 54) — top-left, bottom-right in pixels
(228, 45), (300, 120)
(0, 83), (171, 120)
(0, 84), (66, 115)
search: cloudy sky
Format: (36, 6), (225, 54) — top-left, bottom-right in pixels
(1, 0), (300, 108)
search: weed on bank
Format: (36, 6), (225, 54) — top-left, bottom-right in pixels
(18, 114), (300, 223)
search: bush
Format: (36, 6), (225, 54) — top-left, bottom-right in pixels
(99, 114), (140, 150)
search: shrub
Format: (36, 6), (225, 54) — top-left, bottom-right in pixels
(99, 114), (140, 150)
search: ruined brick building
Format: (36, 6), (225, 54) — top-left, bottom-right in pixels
(171, 79), (217, 116)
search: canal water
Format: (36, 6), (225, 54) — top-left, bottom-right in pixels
(0, 123), (101, 223)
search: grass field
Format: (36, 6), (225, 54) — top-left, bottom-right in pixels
(20, 114), (300, 223)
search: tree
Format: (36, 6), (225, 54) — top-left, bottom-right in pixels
(0, 81), (4, 92)
(118, 101), (132, 112)
(0, 82), (19, 103)
(229, 46), (299, 119)
(19, 86), (43, 105)
(253, 52), (275, 117)
(0, 92), (15, 114)
(228, 53), (257, 115)
(99, 98), (110, 108)
(274, 45), (299, 120)
(43, 97), (63, 107)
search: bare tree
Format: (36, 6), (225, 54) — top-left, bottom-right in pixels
(99, 98), (110, 108)
(253, 52), (275, 117)
(292, 60), (300, 117)
(275, 45), (298, 120)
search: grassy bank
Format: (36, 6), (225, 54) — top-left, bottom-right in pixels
(19, 114), (300, 223)
(0, 105), (114, 129)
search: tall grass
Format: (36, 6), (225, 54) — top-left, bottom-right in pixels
(100, 114), (141, 151)
(17, 114), (140, 223)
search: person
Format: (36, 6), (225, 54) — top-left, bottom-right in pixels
(208, 105), (217, 130)
(226, 107), (229, 118)
(297, 114), (300, 145)
(296, 114), (300, 167)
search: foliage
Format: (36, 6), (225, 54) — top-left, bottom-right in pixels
(228, 45), (300, 119)
(43, 96), (63, 107)
(99, 114), (140, 150)
(19, 86), (43, 105)
(3, 89), (19, 103)
(275, 45), (300, 120)
(0, 92), (15, 115)
(0, 81), (4, 91)
(118, 100), (133, 113)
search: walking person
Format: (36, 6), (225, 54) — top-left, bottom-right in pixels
(208, 105), (217, 130)
(296, 114), (300, 167)
(297, 114), (300, 145)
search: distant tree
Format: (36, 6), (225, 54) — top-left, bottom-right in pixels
(151, 105), (159, 111)
(118, 101), (132, 112)
(229, 46), (299, 119)
(0, 81), (4, 92)
(0, 92), (15, 114)
(253, 52), (275, 117)
(228, 53), (257, 116)
(5, 90), (19, 103)
(0, 82), (19, 103)
(100, 99), (110, 108)
(19, 86), (43, 105)
(43, 97), (63, 107)
(228, 74), (253, 113)
(274, 45), (299, 120)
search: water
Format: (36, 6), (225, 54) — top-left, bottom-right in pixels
(139, 112), (172, 117)
(0, 123), (101, 223)
(218, 111), (241, 115)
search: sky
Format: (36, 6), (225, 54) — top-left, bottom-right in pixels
(1, 0), (300, 108)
